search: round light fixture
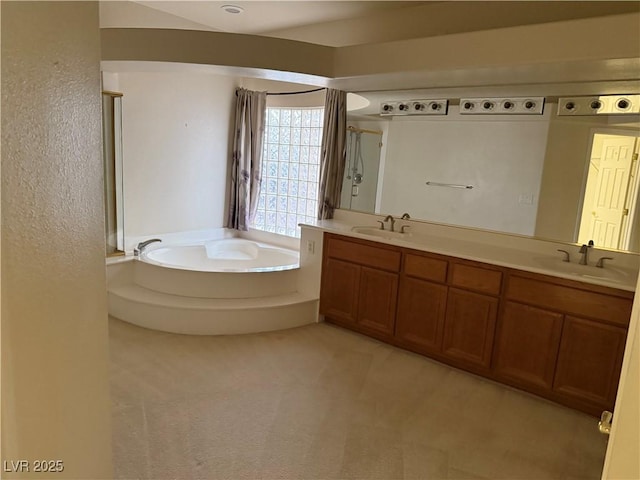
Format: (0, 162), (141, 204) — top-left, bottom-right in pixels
(221, 4), (244, 14)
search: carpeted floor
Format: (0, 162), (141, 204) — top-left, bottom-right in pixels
(110, 317), (608, 479)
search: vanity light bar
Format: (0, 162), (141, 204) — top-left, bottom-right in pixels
(557, 95), (640, 116)
(459, 97), (545, 115)
(380, 99), (448, 116)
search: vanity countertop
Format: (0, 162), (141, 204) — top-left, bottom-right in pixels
(302, 220), (639, 292)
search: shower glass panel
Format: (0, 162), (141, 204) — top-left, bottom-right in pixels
(341, 127), (382, 213)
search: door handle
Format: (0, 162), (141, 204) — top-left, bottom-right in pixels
(598, 410), (613, 435)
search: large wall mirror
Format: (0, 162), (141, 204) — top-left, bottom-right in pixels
(343, 92), (640, 253)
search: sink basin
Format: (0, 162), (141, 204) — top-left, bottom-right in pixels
(532, 256), (632, 285)
(351, 226), (412, 240)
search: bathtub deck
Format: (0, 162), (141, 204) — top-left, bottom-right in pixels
(108, 259), (319, 335)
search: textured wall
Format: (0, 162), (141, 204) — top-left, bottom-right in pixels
(1, 2), (113, 478)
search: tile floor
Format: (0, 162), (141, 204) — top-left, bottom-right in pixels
(110, 317), (608, 479)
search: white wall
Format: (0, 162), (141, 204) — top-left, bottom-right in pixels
(380, 108), (550, 235)
(1, 2), (112, 477)
(117, 71), (237, 243)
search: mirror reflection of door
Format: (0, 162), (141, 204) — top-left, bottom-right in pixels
(578, 132), (640, 251)
(341, 126), (383, 213)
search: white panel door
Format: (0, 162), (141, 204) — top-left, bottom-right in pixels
(586, 136), (637, 249)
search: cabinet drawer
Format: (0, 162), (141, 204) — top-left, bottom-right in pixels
(325, 236), (401, 272)
(403, 253), (448, 283)
(506, 275), (632, 326)
(450, 262), (502, 296)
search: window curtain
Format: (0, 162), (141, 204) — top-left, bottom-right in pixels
(227, 88), (267, 230)
(318, 89), (347, 220)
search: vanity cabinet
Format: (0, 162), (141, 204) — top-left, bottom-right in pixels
(395, 252), (503, 373)
(319, 232), (634, 416)
(493, 301), (563, 390)
(554, 316), (627, 408)
(357, 267), (398, 335)
(320, 257), (360, 325)
(493, 271), (633, 413)
(320, 234), (400, 339)
(442, 262), (502, 372)
(395, 253), (448, 355)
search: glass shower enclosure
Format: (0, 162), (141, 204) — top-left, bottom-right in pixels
(340, 126), (383, 213)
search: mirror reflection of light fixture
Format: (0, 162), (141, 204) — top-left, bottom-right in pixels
(380, 99), (448, 116)
(459, 97), (545, 115)
(557, 95), (640, 115)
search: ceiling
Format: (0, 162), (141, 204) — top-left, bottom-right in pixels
(100, 1), (640, 47)
(100, 1), (423, 36)
(143, 0), (424, 33)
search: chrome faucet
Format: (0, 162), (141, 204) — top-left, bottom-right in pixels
(384, 215), (396, 232)
(578, 243), (592, 265)
(134, 238), (162, 256)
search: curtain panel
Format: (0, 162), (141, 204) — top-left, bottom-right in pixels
(227, 88), (267, 231)
(318, 89), (347, 220)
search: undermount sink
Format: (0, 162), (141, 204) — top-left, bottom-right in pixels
(532, 256), (632, 284)
(351, 226), (412, 240)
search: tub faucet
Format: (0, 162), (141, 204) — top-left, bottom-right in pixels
(384, 215), (396, 232)
(134, 238), (162, 256)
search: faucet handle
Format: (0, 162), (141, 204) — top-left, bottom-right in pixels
(557, 249), (571, 262)
(400, 225), (411, 234)
(377, 220), (385, 230)
(596, 257), (614, 268)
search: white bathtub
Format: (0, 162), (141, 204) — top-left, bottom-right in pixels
(108, 236), (316, 335)
(141, 238), (299, 273)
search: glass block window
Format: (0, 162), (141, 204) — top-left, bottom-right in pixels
(252, 107), (324, 237)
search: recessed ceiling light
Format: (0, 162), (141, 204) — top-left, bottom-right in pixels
(221, 5), (244, 14)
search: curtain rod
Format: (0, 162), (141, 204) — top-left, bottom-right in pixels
(236, 87), (326, 97)
(267, 87), (326, 96)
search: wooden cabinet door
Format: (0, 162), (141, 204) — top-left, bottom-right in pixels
(395, 276), (447, 354)
(554, 316), (627, 409)
(319, 257), (360, 325)
(493, 301), (564, 390)
(442, 288), (498, 370)
(357, 267), (398, 336)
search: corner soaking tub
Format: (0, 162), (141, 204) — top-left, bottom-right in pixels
(108, 237), (317, 335)
(142, 238), (299, 272)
